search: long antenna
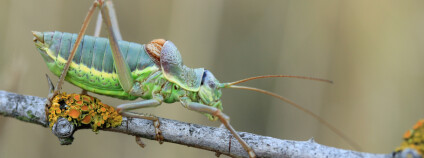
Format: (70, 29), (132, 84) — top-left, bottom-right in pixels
(226, 75), (333, 86)
(227, 85), (361, 151)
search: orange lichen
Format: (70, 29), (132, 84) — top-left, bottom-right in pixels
(83, 96), (91, 102)
(396, 119), (424, 155)
(414, 120), (424, 130)
(76, 100), (83, 105)
(74, 94), (80, 101)
(82, 115), (91, 124)
(48, 92), (123, 132)
(403, 130), (412, 139)
(81, 105), (89, 111)
(68, 109), (80, 118)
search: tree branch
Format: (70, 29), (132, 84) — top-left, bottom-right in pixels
(0, 90), (394, 157)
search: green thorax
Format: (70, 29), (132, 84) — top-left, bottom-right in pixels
(133, 69), (200, 103)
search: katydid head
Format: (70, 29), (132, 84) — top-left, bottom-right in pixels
(157, 41), (224, 117)
(198, 70), (222, 105)
(155, 40), (358, 149)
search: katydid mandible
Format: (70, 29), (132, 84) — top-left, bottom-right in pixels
(33, 0), (359, 157)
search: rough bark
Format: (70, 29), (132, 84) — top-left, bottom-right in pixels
(0, 90), (397, 157)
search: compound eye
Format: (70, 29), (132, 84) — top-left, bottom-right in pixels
(208, 80), (216, 89)
(201, 70), (217, 89)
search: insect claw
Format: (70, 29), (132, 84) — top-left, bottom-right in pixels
(135, 136), (146, 148)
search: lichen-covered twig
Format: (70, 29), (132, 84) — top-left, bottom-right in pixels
(0, 90), (394, 157)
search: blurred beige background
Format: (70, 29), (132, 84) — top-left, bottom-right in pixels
(1, 0), (424, 157)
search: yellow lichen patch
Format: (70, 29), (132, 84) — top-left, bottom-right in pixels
(48, 92), (123, 132)
(403, 130), (412, 139)
(396, 119), (424, 155)
(414, 120), (424, 130)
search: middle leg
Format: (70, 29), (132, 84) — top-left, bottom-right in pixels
(98, 0), (166, 146)
(117, 97), (164, 144)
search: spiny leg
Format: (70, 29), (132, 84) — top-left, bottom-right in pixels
(117, 98), (164, 144)
(52, 0), (101, 99)
(135, 136), (146, 148)
(52, 0), (127, 98)
(52, 0), (136, 98)
(94, 11), (103, 38)
(45, 74), (55, 106)
(93, 0), (122, 40)
(98, 1), (166, 145)
(79, 1), (104, 96)
(99, 1), (134, 92)
(103, 0), (123, 41)
(49, 0), (161, 146)
(182, 102), (256, 158)
(45, 74), (56, 117)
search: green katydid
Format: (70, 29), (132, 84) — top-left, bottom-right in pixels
(33, 0), (359, 157)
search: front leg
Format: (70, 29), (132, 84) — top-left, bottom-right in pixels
(117, 96), (164, 144)
(99, 1), (134, 93)
(53, 0), (101, 97)
(180, 99), (257, 158)
(98, 1), (163, 144)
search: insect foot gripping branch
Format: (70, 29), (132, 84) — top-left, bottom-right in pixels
(394, 119), (424, 157)
(48, 92), (122, 133)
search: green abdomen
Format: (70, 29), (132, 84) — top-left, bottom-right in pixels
(42, 31), (156, 100)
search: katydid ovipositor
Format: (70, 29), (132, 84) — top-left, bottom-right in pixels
(33, 0), (359, 157)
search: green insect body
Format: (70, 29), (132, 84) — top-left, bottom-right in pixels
(33, 25), (350, 158)
(34, 31), (223, 120)
(32, 2), (360, 156)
